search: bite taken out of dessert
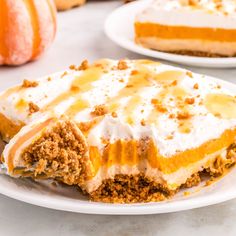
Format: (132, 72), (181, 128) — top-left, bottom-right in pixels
(0, 59), (236, 203)
(134, 0), (236, 57)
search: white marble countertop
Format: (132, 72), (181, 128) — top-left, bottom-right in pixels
(0, 1), (236, 235)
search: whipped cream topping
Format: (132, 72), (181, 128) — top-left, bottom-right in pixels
(136, 0), (236, 29)
(1, 59), (236, 158)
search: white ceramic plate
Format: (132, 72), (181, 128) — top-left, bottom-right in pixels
(1, 77), (236, 215)
(104, 0), (236, 68)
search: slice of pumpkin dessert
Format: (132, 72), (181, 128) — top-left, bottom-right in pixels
(1, 115), (93, 188)
(1, 59), (236, 203)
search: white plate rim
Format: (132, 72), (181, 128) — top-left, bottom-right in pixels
(104, 0), (236, 68)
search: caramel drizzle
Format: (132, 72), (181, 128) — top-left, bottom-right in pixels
(43, 66), (103, 116)
(204, 93), (236, 119)
(2, 61), (188, 130)
(146, 71), (187, 126)
(107, 65), (186, 124)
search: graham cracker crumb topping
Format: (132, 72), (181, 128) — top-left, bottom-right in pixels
(117, 60), (128, 70)
(91, 105), (108, 117)
(177, 111), (191, 120)
(111, 112), (118, 118)
(185, 97), (195, 105)
(79, 60), (89, 70)
(141, 119), (146, 126)
(22, 80), (38, 88)
(193, 83), (199, 89)
(69, 65), (76, 70)
(28, 102), (40, 114)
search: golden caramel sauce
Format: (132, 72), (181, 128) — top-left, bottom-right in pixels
(107, 66), (186, 123)
(123, 95), (142, 124)
(135, 59), (160, 65)
(204, 93), (236, 119)
(43, 66), (103, 115)
(0, 86), (20, 100)
(15, 99), (28, 111)
(65, 98), (90, 117)
(177, 106), (192, 134)
(154, 70), (186, 84)
(178, 120), (192, 134)
(106, 66), (156, 120)
(71, 67), (103, 91)
(147, 109), (160, 126)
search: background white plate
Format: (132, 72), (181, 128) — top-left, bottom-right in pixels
(0, 76), (236, 215)
(104, 0), (236, 68)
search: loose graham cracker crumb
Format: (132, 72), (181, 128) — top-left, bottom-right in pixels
(131, 70), (138, 75)
(185, 97), (195, 105)
(169, 114), (175, 119)
(117, 60), (128, 70)
(79, 60), (89, 70)
(28, 102), (40, 114)
(111, 112), (118, 118)
(177, 111), (191, 119)
(171, 80), (178, 86)
(193, 83), (199, 89)
(91, 105), (108, 116)
(151, 98), (159, 105)
(22, 79), (38, 88)
(69, 65), (76, 70)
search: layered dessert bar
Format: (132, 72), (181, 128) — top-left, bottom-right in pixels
(135, 0), (236, 57)
(0, 59), (236, 203)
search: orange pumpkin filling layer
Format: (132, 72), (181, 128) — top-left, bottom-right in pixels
(89, 128), (236, 176)
(135, 22), (236, 42)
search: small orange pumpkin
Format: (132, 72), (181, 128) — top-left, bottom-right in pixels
(0, 0), (57, 66)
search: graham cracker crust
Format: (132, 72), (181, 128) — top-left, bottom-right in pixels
(90, 174), (176, 203)
(135, 37), (236, 58)
(89, 144), (236, 203)
(163, 50), (236, 58)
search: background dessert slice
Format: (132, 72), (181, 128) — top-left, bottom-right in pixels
(135, 0), (236, 57)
